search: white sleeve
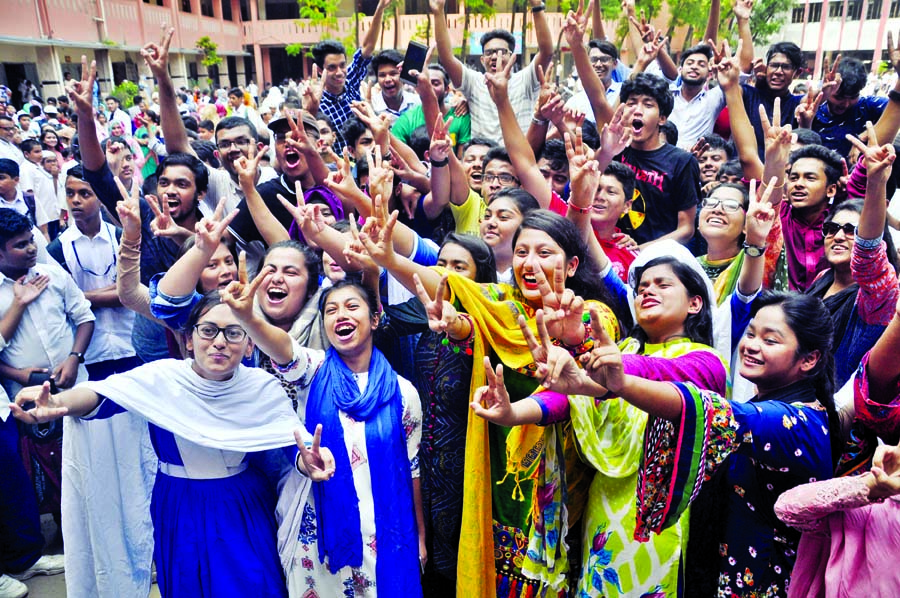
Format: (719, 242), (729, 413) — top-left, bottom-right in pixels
(399, 376), (422, 477)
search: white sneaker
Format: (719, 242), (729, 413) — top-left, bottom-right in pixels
(0, 574), (28, 598)
(8, 554), (64, 580)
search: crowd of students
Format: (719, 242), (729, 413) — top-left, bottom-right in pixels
(2, 0), (900, 596)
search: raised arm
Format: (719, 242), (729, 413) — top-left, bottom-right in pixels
(851, 123), (895, 240)
(737, 178), (779, 295)
(68, 57), (104, 171)
(732, 0), (755, 73)
(235, 153), (291, 246)
(142, 27), (196, 157)
(361, 0), (391, 58)
(704, 0), (721, 44)
(156, 201), (238, 298)
(485, 54), (553, 208)
(713, 39), (763, 180)
(591, 0), (605, 40)
(565, 1), (615, 127)
(874, 30), (900, 147)
(113, 177), (155, 320)
(430, 0), (465, 88)
(529, 0), (553, 71)
(220, 253), (293, 365)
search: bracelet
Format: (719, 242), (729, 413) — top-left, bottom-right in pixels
(568, 203), (592, 214)
(531, 3), (546, 12)
(429, 156), (449, 168)
(760, 178), (786, 190)
(441, 313), (474, 354)
(532, 116), (549, 126)
(890, 89), (900, 104)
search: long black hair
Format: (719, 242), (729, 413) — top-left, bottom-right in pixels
(511, 210), (625, 324)
(826, 199), (900, 273)
(260, 240), (322, 304)
(630, 256), (714, 349)
(751, 292), (841, 465)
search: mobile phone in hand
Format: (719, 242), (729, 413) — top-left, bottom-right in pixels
(400, 41), (429, 85)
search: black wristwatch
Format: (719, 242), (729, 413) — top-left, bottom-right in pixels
(742, 242), (766, 258)
(69, 351), (85, 363)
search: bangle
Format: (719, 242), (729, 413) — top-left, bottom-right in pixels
(889, 89), (900, 104)
(568, 203), (592, 214)
(429, 156), (449, 168)
(441, 313), (474, 354)
(532, 116), (549, 126)
(531, 3), (546, 12)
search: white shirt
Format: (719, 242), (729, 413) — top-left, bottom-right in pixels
(0, 261), (94, 400)
(204, 165), (278, 215)
(372, 90), (421, 124)
(668, 83), (726, 150)
(565, 81), (622, 123)
(460, 61), (541, 143)
(0, 138), (23, 164)
(57, 223), (135, 365)
(19, 160), (56, 225)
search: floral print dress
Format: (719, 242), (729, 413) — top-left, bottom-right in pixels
(716, 384), (834, 598)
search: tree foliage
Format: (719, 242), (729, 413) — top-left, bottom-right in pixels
(460, 0), (496, 61)
(195, 36), (222, 67)
(288, 0), (357, 57)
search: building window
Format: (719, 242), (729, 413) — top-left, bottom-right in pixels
(221, 0), (233, 19)
(791, 5), (804, 22)
(891, 0), (900, 17)
(827, 1), (842, 17)
(867, 0), (883, 18)
(808, 2), (822, 21)
(201, 0), (214, 16)
(846, 0), (862, 19)
(181, 0), (192, 12)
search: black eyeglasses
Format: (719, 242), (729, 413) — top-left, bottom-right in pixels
(482, 173), (519, 185)
(822, 222), (855, 238)
(193, 323), (248, 343)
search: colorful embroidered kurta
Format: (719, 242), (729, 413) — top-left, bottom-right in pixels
(532, 340), (728, 597)
(444, 272), (619, 598)
(637, 382), (834, 598)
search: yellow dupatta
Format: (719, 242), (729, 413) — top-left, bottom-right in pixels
(444, 271), (619, 598)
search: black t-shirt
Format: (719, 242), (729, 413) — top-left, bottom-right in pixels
(742, 81), (802, 161)
(615, 144), (700, 245)
(228, 176), (297, 247)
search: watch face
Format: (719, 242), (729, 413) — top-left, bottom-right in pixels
(744, 246), (764, 258)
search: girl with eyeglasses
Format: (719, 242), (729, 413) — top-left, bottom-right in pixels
(9, 291), (334, 598)
(696, 182), (789, 304)
(221, 272), (425, 598)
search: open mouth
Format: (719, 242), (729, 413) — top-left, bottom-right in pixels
(632, 119), (645, 136)
(284, 148), (301, 168)
(705, 216), (727, 226)
(521, 273), (538, 289)
(266, 287), (288, 304)
(166, 198), (181, 211)
(334, 321), (356, 340)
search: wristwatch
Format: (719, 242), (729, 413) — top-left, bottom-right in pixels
(742, 242), (766, 258)
(69, 351), (85, 363)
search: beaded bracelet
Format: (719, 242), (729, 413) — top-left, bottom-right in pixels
(441, 313), (475, 355)
(555, 311), (595, 356)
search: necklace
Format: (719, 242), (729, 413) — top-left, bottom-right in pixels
(71, 224), (117, 278)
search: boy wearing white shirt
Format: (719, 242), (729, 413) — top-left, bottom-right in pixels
(46, 165), (154, 598)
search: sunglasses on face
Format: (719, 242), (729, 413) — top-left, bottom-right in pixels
(822, 222), (855, 238)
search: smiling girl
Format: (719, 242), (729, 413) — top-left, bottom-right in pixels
(10, 293), (331, 598)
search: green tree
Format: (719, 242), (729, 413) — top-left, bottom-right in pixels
(461, 0), (496, 61)
(287, 0), (357, 58)
(719, 0), (792, 46)
(195, 36), (222, 68)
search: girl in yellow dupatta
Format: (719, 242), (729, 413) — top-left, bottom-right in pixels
(358, 208), (622, 598)
(472, 256), (729, 597)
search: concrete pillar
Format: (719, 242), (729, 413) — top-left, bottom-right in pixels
(169, 52), (190, 88)
(94, 49), (115, 96)
(35, 45), (64, 100)
(254, 44), (265, 87)
(218, 58), (230, 88)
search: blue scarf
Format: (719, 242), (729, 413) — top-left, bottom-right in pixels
(305, 347), (422, 595)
